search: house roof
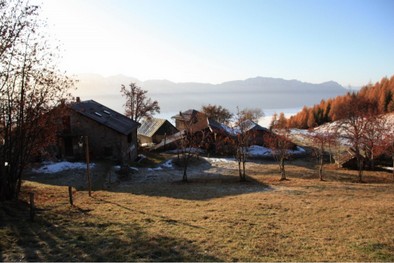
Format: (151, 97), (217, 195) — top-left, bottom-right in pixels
(69, 100), (140, 135)
(171, 109), (200, 121)
(138, 118), (174, 137)
(241, 120), (269, 133)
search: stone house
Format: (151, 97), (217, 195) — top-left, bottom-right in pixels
(59, 99), (140, 163)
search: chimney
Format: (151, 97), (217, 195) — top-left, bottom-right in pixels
(76, 97), (81, 103)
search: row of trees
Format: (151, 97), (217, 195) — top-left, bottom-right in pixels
(0, 0), (74, 201)
(265, 76), (394, 183)
(284, 76), (394, 129)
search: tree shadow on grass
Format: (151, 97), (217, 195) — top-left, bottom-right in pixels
(0, 199), (221, 262)
(23, 162), (110, 191)
(112, 157), (272, 200)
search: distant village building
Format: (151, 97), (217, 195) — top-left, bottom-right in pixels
(240, 119), (270, 146)
(137, 118), (178, 146)
(58, 99), (140, 163)
(171, 109), (234, 154)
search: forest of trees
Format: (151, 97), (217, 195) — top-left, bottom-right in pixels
(282, 76), (394, 129)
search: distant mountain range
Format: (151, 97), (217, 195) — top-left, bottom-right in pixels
(74, 74), (348, 115)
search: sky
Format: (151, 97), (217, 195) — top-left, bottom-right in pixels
(38, 0), (394, 87)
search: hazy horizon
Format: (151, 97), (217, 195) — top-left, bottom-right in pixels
(73, 73), (349, 126)
(37, 0), (394, 88)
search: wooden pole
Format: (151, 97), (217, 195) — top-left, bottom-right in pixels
(68, 186), (73, 206)
(85, 136), (92, 197)
(29, 192), (35, 222)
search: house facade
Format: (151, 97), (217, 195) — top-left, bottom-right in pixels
(240, 119), (270, 146)
(171, 109), (234, 154)
(59, 99), (140, 164)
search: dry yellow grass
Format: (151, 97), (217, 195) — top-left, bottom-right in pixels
(1, 159), (393, 261)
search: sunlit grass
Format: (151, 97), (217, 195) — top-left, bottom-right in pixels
(1, 160), (393, 261)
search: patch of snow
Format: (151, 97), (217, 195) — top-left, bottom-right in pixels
(291, 146), (306, 154)
(162, 159), (174, 168)
(290, 129), (311, 136)
(32, 161), (95, 174)
(148, 167), (163, 172)
(130, 166), (139, 172)
(203, 157), (235, 163)
(247, 145), (272, 157)
(147, 159), (174, 172)
(166, 147), (205, 154)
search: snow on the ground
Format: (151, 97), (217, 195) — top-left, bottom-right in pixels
(202, 145), (305, 160)
(247, 145), (272, 157)
(292, 146), (306, 154)
(148, 159), (174, 172)
(290, 129), (311, 136)
(148, 166), (163, 172)
(203, 157), (235, 163)
(33, 161), (95, 174)
(166, 147), (205, 154)
(162, 159), (174, 168)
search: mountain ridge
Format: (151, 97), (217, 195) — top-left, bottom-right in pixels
(74, 73), (348, 114)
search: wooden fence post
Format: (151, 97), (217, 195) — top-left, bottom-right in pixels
(85, 136), (92, 197)
(68, 186), (73, 206)
(29, 192), (35, 222)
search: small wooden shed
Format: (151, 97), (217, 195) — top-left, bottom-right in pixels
(137, 118), (178, 145)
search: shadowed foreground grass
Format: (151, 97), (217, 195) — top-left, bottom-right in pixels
(1, 161), (393, 261)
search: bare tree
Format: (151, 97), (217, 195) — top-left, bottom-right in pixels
(334, 96), (376, 182)
(235, 112), (249, 181)
(383, 134), (394, 180)
(238, 107), (264, 123)
(201, 104), (233, 125)
(0, 0), (74, 201)
(264, 131), (293, 181)
(308, 131), (336, 181)
(362, 115), (388, 170)
(120, 83), (160, 122)
(232, 107), (256, 181)
(175, 112), (206, 182)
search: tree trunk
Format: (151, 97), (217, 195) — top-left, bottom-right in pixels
(319, 156), (324, 181)
(392, 154), (394, 180)
(182, 156), (189, 182)
(370, 152), (375, 170)
(279, 158), (286, 181)
(239, 160), (246, 182)
(182, 169), (188, 182)
(241, 160), (246, 181)
(357, 157), (363, 183)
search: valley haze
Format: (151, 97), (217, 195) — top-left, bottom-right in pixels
(74, 74), (348, 126)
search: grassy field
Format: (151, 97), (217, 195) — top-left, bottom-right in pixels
(1, 157), (393, 261)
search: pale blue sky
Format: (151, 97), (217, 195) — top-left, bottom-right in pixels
(40, 0), (393, 87)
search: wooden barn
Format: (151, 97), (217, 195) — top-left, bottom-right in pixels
(171, 109), (234, 154)
(240, 119), (270, 146)
(58, 99), (140, 163)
